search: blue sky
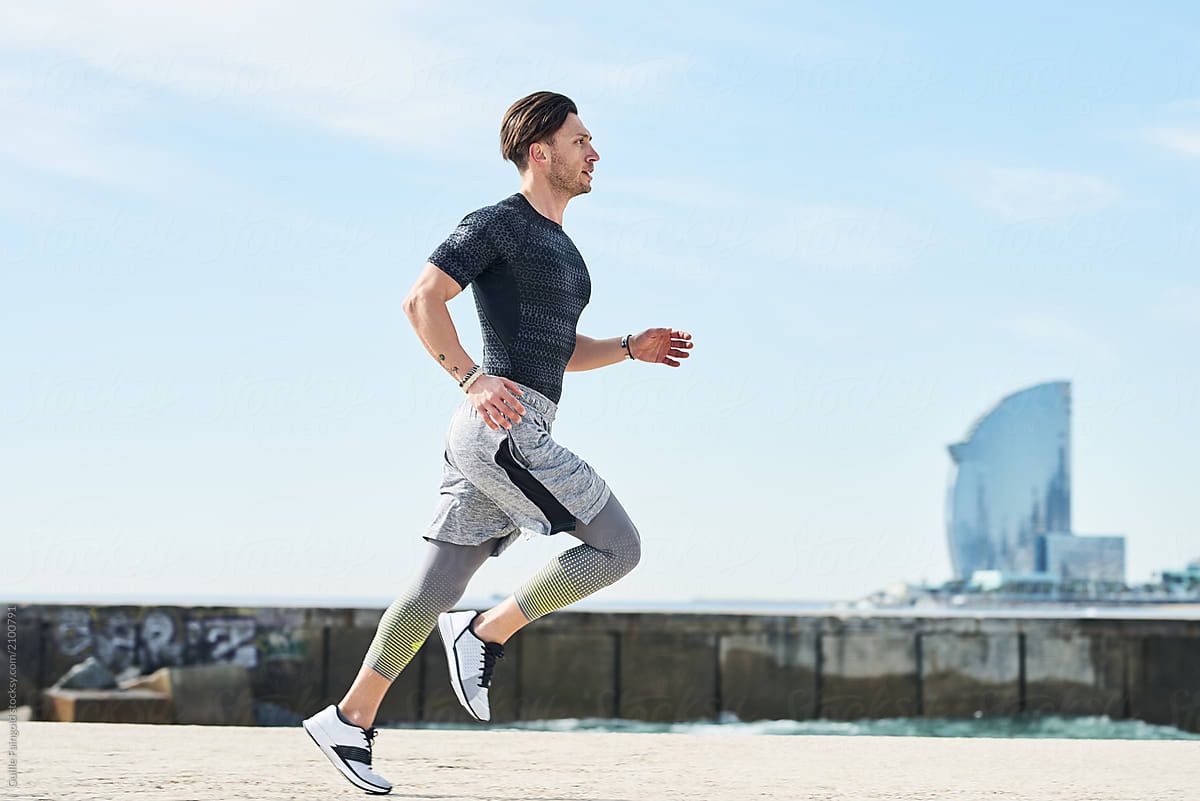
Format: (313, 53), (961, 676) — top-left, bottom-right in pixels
(4, 2), (1198, 605)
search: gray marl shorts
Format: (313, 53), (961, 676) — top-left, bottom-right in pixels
(422, 379), (612, 557)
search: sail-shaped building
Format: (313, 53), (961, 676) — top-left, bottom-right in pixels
(946, 381), (1122, 584)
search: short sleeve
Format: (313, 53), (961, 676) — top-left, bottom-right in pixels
(428, 210), (499, 289)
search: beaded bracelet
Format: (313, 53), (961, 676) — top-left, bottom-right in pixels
(458, 364), (478, 384)
(458, 363), (480, 387)
(461, 367), (485, 393)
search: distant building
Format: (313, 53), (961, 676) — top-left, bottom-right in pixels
(967, 569), (1058, 592)
(1160, 558), (1200, 593)
(945, 381), (1125, 586)
(1037, 532), (1125, 584)
(946, 381), (1071, 578)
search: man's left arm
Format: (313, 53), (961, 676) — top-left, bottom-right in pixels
(565, 329), (694, 372)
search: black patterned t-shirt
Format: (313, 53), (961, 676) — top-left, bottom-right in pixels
(428, 192), (592, 405)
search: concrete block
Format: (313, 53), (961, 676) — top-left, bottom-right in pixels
(619, 628), (717, 722)
(326, 626), (424, 724)
(181, 610), (322, 719)
(922, 633), (1020, 717)
(519, 629), (618, 720)
(122, 664), (253, 725)
(719, 627), (818, 722)
(42, 688), (171, 724)
(43, 607), (97, 690)
(52, 655), (116, 689)
(1024, 634), (1125, 718)
(9, 606), (43, 710)
(248, 625), (325, 719)
(820, 631), (918, 719)
(1136, 636), (1200, 734)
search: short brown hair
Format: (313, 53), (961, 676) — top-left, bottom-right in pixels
(500, 92), (578, 172)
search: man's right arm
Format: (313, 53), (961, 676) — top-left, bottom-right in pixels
(403, 262), (527, 429)
(402, 262), (477, 386)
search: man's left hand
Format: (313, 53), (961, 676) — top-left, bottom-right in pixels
(631, 328), (694, 367)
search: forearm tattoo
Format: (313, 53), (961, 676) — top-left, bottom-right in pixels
(439, 353), (462, 380)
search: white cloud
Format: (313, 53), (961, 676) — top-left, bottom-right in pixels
(1144, 126), (1200, 159)
(0, 2), (696, 165)
(958, 165), (1119, 223)
(0, 74), (193, 194)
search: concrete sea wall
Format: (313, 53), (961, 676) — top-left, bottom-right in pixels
(8, 603), (1200, 732)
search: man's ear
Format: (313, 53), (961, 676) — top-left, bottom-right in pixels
(528, 140), (549, 167)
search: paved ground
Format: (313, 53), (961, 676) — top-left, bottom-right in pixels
(10, 721), (1200, 800)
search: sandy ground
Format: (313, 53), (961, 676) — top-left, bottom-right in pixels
(9, 721), (1200, 800)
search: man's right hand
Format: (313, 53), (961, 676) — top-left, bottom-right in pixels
(467, 374), (527, 430)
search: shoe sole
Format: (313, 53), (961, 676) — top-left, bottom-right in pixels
(302, 716), (392, 795)
(437, 612), (487, 722)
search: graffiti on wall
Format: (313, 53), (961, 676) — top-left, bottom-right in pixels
(53, 608), (93, 657)
(93, 611), (137, 672)
(186, 616), (259, 669)
(264, 629), (309, 661)
(50, 608), (261, 672)
(137, 609), (184, 671)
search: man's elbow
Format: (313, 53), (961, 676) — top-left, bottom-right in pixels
(402, 291), (422, 320)
(405, 264), (461, 319)
(403, 287), (438, 320)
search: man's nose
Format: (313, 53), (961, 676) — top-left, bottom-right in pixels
(587, 148), (599, 163)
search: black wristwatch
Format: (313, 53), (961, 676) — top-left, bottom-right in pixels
(621, 333), (634, 360)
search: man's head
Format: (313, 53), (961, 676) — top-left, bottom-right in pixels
(500, 91), (598, 197)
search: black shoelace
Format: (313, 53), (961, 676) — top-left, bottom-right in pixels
(478, 641), (505, 687)
(362, 726), (378, 764)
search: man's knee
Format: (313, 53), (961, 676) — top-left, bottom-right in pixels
(612, 520), (641, 576)
(414, 570), (470, 613)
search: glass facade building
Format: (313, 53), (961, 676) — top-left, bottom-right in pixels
(945, 381), (1071, 579)
(1037, 532), (1125, 584)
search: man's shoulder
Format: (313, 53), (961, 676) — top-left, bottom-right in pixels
(459, 193), (527, 229)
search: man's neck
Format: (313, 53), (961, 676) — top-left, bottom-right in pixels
(517, 180), (569, 226)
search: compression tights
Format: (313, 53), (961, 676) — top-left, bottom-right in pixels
(362, 492), (640, 681)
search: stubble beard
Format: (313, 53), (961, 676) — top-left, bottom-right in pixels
(548, 158), (589, 198)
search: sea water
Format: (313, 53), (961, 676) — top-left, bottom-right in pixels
(389, 713), (1200, 740)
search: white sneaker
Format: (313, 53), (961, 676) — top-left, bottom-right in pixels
(302, 704), (392, 794)
(436, 610), (505, 722)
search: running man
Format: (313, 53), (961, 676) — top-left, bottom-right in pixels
(303, 91), (694, 794)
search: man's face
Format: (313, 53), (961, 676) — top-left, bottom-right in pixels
(543, 113), (599, 197)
